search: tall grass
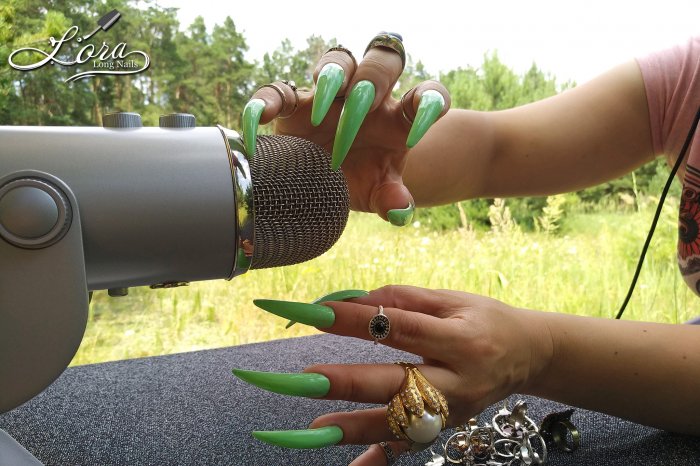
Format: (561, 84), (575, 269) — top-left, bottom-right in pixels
(71, 199), (697, 366)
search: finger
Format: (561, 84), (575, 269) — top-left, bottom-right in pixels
(303, 363), (454, 405)
(249, 408), (393, 450)
(352, 285), (472, 316)
(323, 301), (455, 358)
(310, 402), (447, 447)
(311, 47), (357, 127)
(350, 441), (410, 466)
(370, 181), (415, 227)
(242, 81), (303, 156)
(285, 289), (369, 329)
(309, 407), (395, 445)
(252, 295), (454, 358)
(401, 81), (451, 148)
(332, 33), (405, 170)
(353, 32), (406, 111)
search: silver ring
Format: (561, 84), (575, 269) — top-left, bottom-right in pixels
(369, 305), (390, 344)
(378, 441), (397, 465)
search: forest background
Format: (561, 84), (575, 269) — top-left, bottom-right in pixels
(1, 0), (692, 365)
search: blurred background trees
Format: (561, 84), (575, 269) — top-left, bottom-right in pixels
(0, 0), (675, 232)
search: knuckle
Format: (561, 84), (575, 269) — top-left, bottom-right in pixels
(342, 372), (364, 402)
(375, 284), (398, 303)
(390, 312), (423, 348)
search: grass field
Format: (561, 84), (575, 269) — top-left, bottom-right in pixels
(70, 199), (699, 366)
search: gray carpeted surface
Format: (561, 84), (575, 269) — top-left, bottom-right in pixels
(1, 334), (699, 465)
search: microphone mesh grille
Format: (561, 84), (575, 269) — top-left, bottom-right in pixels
(250, 135), (350, 269)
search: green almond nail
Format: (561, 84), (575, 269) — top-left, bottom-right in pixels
(286, 289), (369, 328)
(331, 80), (375, 170)
(406, 90), (445, 148)
(253, 299), (335, 328)
(387, 203), (415, 227)
(243, 98), (265, 157)
(252, 426), (343, 449)
(312, 63), (344, 127)
(232, 369), (330, 398)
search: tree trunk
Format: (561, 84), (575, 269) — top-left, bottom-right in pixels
(125, 75), (132, 111)
(92, 78), (102, 124)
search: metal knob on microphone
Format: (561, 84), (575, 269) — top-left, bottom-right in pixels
(0, 113), (350, 415)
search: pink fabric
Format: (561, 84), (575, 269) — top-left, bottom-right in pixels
(637, 37), (700, 295)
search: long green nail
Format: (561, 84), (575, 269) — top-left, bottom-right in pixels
(286, 289), (369, 329)
(406, 90), (445, 148)
(252, 426), (343, 449)
(253, 299), (335, 328)
(387, 202), (415, 227)
(312, 63), (344, 127)
(331, 80), (375, 170)
(242, 98), (265, 157)
(232, 369), (330, 398)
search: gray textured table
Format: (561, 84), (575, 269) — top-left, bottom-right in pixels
(1, 334), (699, 465)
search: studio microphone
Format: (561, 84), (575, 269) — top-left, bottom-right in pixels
(0, 112), (350, 414)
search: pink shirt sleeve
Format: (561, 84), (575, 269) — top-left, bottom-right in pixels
(636, 37), (700, 160)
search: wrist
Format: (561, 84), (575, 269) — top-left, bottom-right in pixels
(512, 307), (556, 396)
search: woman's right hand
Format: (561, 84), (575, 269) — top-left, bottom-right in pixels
(241, 33), (451, 226)
(240, 285), (554, 464)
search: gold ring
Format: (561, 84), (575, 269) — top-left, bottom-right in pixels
(257, 80), (298, 118)
(364, 32), (406, 69)
(386, 363), (448, 448)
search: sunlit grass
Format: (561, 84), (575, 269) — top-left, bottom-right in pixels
(71, 201), (698, 366)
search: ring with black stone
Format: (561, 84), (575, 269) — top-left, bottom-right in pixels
(369, 305), (391, 344)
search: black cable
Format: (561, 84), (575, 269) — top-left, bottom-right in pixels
(615, 105), (700, 319)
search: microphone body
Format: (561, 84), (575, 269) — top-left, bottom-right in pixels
(1, 126), (237, 289)
(0, 118), (349, 414)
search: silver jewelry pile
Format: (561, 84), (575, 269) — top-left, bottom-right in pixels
(425, 400), (579, 466)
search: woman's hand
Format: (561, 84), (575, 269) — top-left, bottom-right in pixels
(242, 33), (451, 226)
(240, 285), (554, 464)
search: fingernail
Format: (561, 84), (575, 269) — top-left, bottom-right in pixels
(312, 63), (344, 127)
(252, 426), (343, 449)
(243, 98), (265, 157)
(332, 80), (375, 170)
(232, 369), (330, 398)
(406, 90), (445, 148)
(387, 202), (415, 227)
(286, 289), (369, 328)
(253, 299), (335, 328)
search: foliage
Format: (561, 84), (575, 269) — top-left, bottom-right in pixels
(488, 198), (518, 235)
(256, 35), (337, 89)
(536, 195), (566, 234)
(73, 209), (692, 365)
(1, 2), (689, 365)
(0, 1), (679, 232)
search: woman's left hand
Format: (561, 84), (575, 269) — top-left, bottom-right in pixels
(240, 33), (451, 226)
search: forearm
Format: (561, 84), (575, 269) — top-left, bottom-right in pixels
(526, 310), (700, 434)
(403, 60), (656, 206)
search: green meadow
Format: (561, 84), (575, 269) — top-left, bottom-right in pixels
(71, 197), (698, 366)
